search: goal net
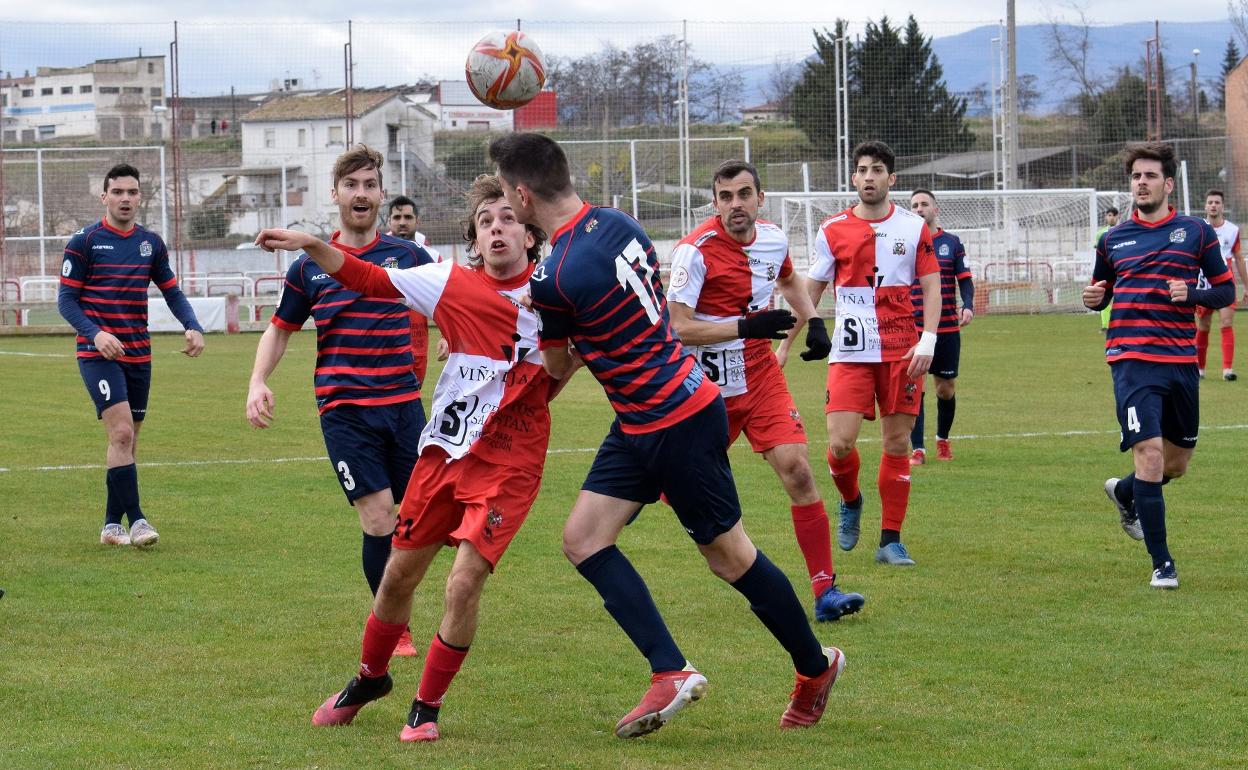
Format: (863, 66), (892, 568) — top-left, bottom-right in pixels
(692, 189), (1133, 314)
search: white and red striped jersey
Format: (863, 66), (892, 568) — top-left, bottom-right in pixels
(331, 259), (554, 474)
(668, 217), (792, 397)
(809, 204), (937, 363)
(413, 230), (443, 263)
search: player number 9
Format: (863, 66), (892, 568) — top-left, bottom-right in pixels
(98, 379), (111, 402)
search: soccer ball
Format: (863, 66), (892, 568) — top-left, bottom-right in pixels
(465, 30), (546, 110)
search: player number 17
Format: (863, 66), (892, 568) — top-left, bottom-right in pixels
(614, 239), (661, 324)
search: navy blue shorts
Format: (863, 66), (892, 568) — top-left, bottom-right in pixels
(582, 396), (742, 545)
(79, 358), (151, 421)
(1110, 359), (1199, 452)
(319, 398), (426, 502)
(930, 331), (961, 380)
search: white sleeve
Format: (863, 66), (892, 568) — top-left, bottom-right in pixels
(665, 243), (707, 308)
(416, 231), (443, 263)
(385, 260), (453, 317)
(808, 229), (836, 283)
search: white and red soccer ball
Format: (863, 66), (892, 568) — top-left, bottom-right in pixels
(465, 30), (546, 110)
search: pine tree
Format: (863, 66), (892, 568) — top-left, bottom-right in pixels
(790, 16), (971, 161)
(1221, 37), (1242, 110)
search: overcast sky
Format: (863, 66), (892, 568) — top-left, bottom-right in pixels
(0, 0), (1239, 26)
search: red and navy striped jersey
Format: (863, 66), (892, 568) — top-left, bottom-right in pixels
(59, 219), (201, 363)
(272, 231), (432, 413)
(529, 203), (718, 434)
(1094, 208), (1232, 364)
(910, 228), (972, 333)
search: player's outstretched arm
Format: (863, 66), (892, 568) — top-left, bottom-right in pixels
(256, 229), (344, 273)
(669, 302), (751, 346)
(246, 324), (293, 428)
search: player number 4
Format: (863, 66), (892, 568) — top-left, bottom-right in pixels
(1126, 406), (1141, 433)
(614, 239), (661, 324)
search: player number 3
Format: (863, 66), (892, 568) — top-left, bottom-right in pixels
(337, 460), (356, 491)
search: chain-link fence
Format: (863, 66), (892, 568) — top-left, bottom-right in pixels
(1, 18), (1237, 318)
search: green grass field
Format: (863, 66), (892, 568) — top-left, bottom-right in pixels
(1, 315), (1246, 769)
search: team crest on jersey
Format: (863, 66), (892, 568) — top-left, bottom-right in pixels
(585, 218), (599, 233)
(892, 240), (907, 256)
(939, 244), (950, 256)
(382, 256), (399, 269)
(139, 240), (152, 257)
(1169, 228), (1187, 244)
(483, 507), (503, 543)
(766, 264), (777, 281)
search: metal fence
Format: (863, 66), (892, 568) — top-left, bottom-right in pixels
(0, 18), (1236, 312)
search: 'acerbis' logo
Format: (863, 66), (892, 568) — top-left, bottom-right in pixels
(531, 264), (548, 282)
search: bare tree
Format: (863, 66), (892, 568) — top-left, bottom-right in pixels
(1044, 3), (1101, 99)
(762, 57), (802, 117)
(1231, 0), (1248, 51)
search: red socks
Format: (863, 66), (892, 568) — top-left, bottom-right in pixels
(827, 447), (861, 503)
(1222, 327), (1235, 369)
(359, 612), (406, 678)
(790, 501), (836, 598)
(878, 452), (912, 533)
(417, 634), (470, 708)
(1196, 329), (1210, 369)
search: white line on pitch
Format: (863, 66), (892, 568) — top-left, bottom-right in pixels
(0, 350), (70, 358)
(4, 424), (1247, 473)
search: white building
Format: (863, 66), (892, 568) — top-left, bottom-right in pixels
(424, 80), (514, 131)
(223, 88), (436, 234)
(0, 56), (166, 143)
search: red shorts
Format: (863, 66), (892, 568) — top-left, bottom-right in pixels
(1195, 305), (1213, 320)
(392, 446), (540, 569)
(825, 361), (923, 420)
(724, 369), (807, 452)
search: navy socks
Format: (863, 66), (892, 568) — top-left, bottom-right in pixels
(576, 545), (685, 673)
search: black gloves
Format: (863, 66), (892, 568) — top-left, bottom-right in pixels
(738, 309), (797, 340)
(799, 317), (831, 360)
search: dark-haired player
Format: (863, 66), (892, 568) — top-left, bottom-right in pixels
(387, 194), (444, 400)
(907, 189), (974, 464)
(1085, 142), (1235, 589)
(805, 141), (940, 567)
(246, 145), (433, 653)
(58, 162), (205, 548)
(261, 174), (562, 743)
(1195, 189), (1247, 380)
(490, 132), (844, 737)
(668, 159), (863, 622)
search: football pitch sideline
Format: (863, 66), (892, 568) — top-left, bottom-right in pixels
(0, 313), (1244, 769)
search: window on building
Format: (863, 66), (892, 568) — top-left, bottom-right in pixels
(41, 87), (53, 96)
(387, 124), (399, 152)
(124, 116), (144, 139)
(124, 86), (143, 95)
(2, 130), (15, 142)
(151, 122), (163, 140)
(264, 128), (275, 148)
(99, 86), (120, 94)
(297, 128), (306, 147)
(328, 125), (343, 145)
(80, 84), (92, 94)
(21, 128), (35, 142)
(0, 95), (5, 107)
(150, 87), (162, 97)
(98, 117), (121, 140)
(38, 125), (55, 139)
(61, 86), (73, 95)
(148, 62), (155, 74)
(21, 89), (33, 97)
